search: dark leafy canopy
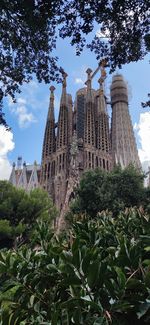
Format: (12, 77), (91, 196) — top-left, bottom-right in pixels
(71, 165), (146, 217)
(1, 209), (150, 324)
(142, 93), (150, 108)
(0, 181), (56, 248)
(0, 181), (55, 226)
(0, 0), (150, 125)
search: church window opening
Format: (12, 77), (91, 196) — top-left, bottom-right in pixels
(103, 159), (105, 169)
(96, 156), (98, 167)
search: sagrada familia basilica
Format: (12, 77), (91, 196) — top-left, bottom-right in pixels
(10, 61), (141, 221)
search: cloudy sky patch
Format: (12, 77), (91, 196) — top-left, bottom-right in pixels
(0, 126), (15, 179)
(134, 111), (150, 163)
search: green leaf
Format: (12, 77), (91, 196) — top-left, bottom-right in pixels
(112, 301), (134, 312)
(142, 259), (150, 266)
(72, 238), (79, 253)
(114, 267), (126, 289)
(137, 300), (150, 319)
(72, 308), (82, 324)
(34, 301), (40, 313)
(93, 318), (106, 325)
(81, 252), (91, 275)
(51, 310), (59, 325)
(61, 251), (73, 263)
(72, 248), (81, 269)
(81, 295), (92, 302)
(29, 295), (35, 307)
(145, 271), (150, 288)
(87, 260), (100, 288)
(126, 278), (147, 293)
(46, 264), (58, 272)
(144, 247), (150, 252)
(0, 261), (6, 273)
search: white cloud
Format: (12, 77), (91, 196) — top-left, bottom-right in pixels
(22, 81), (49, 111)
(135, 111), (150, 163)
(8, 96), (37, 128)
(142, 160), (150, 173)
(7, 79), (63, 130)
(96, 28), (110, 39)
(72, 65), (88, 87)
(75, 78), (84, 85)
(0, 126), (15, 180)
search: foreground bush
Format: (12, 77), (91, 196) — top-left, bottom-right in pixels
(0, 208), (150, 324)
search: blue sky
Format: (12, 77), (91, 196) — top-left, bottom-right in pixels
(0, 36), (150, 180)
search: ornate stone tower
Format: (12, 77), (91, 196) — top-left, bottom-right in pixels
(41, 72), (73, 210)
(54, 72), (72, 210)
(40, 65), (141, 218)
(95, 63), (111, 171)
(10, 64), (141, 215)
(74, 63), (112, 173)
(84, 68), (96, 170)
(41, 86), (56, 199)
(111, 75), (141, 168)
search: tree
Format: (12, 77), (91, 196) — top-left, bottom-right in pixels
(0, 181), (57, 248)
(142, 94), (150, 108)
(70, 165), (146, 217)
(1, 208), (150, 324)
(0, 0), (150, 126)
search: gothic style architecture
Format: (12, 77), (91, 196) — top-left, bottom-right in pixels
(9, 62), (141, 222)
(40, 62), (141, 218)
(9, 157), (41, 191)
(111, 75), (141, 168)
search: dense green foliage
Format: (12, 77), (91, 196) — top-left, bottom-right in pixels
(0, 181), (56, 248)
(1, 209), (150, 324)
(1, 0), (150, 126)
(70, 165), (146, 217)
(0, 169), (150, 323)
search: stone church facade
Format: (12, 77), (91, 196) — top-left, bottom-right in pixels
(40, 62), (141, 215)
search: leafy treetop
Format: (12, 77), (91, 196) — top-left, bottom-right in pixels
(70, 165), (146, 217)
(0, 181), (57, 248)
(0, 0), (150, 126)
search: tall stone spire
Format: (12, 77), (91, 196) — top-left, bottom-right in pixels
(18, 161), (27, 189)
(56, 72), (69, 149)
(85, 68), (92, 102)
(60, 71), (67, 104)
(67, 94), (73, 144)
(96, 65), (110, 154)
(42, 86), (56, 159)
(111, 75), (141, 168)
(9, 162), (16, 186)
(84, 68), (96, 147)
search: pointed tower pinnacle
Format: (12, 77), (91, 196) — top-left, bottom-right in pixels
(96, 67), (110, 154)
(98, 77), (106, 113)
(42, 85), (56, 159)
(18, 161), (27, 189)
(9, 162), (16, 186)
(84, 68), (96, 147)
(57, 71), (69, 149)
(48, 85), (55, 118)
(85, 68), (93, 102)
(60, 71), (68, 105)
